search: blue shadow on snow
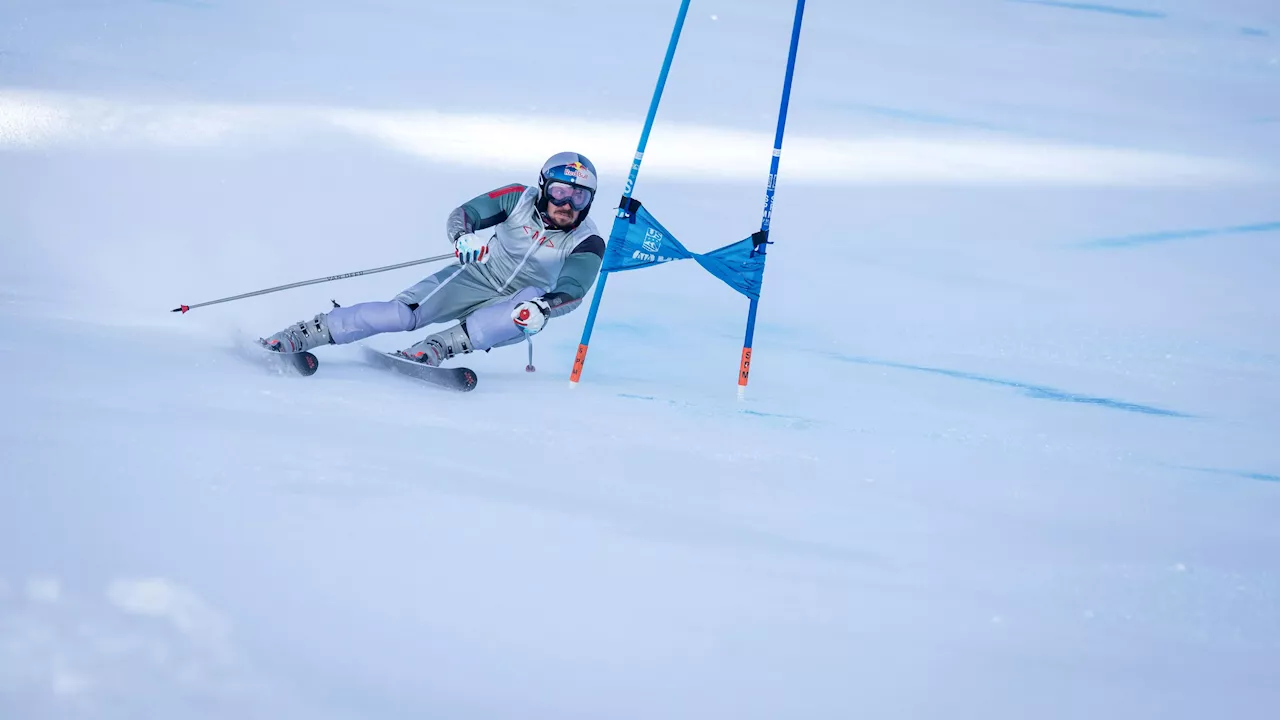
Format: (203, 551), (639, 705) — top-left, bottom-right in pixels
(824, 102), (1010, 133)
(1241, 28), (1270, 38)
(1181, 466), (1280, 483)
(828, 354), (1192, 418)
(1007, 0), (1166, 19)
(1081, 221), (1280, 249)
(150, 0), (214, 7)
(616, 394), (815, 427)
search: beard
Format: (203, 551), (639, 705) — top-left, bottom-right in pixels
(547, 206), (578, 229)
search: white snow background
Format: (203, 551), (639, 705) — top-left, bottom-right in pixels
(2, 0), (1279, 718)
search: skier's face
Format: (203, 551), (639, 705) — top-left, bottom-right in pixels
(545, 202), (579, 229)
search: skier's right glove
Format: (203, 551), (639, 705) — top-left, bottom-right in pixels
(512, 297), (551, 335)
(453, 232), (490, 265)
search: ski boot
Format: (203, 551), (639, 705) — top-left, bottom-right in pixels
(398, 323), (472, 367)
(261, 313), (333, 353)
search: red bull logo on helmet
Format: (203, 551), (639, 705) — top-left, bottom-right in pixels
(563, 161), (590, 181)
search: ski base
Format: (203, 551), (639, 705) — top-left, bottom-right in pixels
(258, 342), (320, 376)
(362, 346), (478, 392)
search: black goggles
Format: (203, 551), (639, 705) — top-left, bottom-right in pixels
(545, 181), (593, 211)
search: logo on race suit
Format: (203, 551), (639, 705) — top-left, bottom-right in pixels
(522, 226), (554, 248)
(642, 228), (664, 253)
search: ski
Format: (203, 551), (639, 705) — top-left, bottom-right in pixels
(361, 346), (478, 392)
(258, 342), (320, 377)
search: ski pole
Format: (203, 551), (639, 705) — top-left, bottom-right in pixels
(170, 253), (455, 314)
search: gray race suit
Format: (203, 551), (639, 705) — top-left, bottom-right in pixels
(322, 183), (605, 351)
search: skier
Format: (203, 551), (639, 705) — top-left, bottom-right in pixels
(261, 152), (605, 366)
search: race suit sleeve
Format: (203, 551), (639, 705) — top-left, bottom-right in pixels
(444, 184), (528, 242)
(541, 234), (605, 317)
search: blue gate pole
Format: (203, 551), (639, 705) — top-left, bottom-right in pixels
(570, 0), (692, 388)
(737, 0), (806, 400)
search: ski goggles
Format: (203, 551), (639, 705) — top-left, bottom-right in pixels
(545, 181), (593, 211)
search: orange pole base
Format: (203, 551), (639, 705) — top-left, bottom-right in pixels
(569, 343), (590, 386)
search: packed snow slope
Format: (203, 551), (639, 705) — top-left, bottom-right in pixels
(3, 1), (1279, 718)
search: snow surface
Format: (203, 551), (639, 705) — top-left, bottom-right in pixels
(2, 0), (1279, 718)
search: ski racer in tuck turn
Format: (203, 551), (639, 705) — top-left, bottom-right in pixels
(261, 152), (606, 366)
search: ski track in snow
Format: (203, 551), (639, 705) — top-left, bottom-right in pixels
(2, 0), (1280, 718)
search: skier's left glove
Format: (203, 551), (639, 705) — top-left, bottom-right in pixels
(512, 297), (552, 335)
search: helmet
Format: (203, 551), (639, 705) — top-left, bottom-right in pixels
(537, 151), (597, 230)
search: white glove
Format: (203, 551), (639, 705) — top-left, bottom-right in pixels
(511, 297), (551, 334)
(453, 232), (489, 265)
